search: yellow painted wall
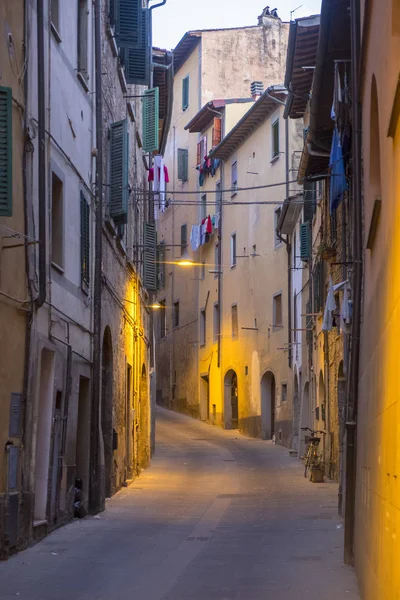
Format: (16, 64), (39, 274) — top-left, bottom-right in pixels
(355, 0), (400, 597)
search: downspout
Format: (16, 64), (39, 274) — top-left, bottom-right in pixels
(217, 163), (224, 368)
(36, 0), (46, 307)
(344, 0), (362, 566)
(90, 0), (104, 515)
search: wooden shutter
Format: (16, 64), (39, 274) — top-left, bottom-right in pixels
(182, 76), (189, 110)
(197, 142), (201, 166)
(110, 119), (129, 225)
(80, 191), (90, 285)
(212, 118), (222, 147)
(313, 260), (324, 313)
(0, 86), (12, 217)
(115, 0), (141, 46)
(177, 148), (188, 181)
(143, 222), (157, 291)
(120, 8), (150, 86)
(142, 87), (159, 152)
(300, 222), (310, 261)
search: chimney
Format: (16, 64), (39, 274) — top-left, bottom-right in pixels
(251, 81), (263, 101)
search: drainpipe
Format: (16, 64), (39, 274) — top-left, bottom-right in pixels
(36, 0), (46, 308)
(217, 163), (224, 368)
(90, 0), (104, 515)
(344, 0), (362, 566)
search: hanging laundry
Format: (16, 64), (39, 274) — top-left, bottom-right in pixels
(206, 215), (212, 234)
(322, 278), (337, 331)
(190, 225), (201, 251)
(200, 219), (207, 245)
(329, 126), (348, 213)
(340, 281), (352, 334)
(212, 212), (220, 230)
(154, 155), (166, 213)
(164, 165), (170, 184)
(148, 168), (154, 182)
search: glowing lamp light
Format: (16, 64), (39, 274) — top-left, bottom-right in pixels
(149, 302), (162, 309)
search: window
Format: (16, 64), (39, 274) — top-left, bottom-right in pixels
(274, 207), (282, 246)
(213, 303), (220, 342)
(201, 194), (207, 221)
(212, 117), (222, 147)
(173, 302), (180, 327)
(200, 308), (206, 347)
(197, 136), (207, 166)
(214, 243), (219, 279)
(201, 260), (205, 280)
(177, 148), (188, 181)
(180, 224), (187, 256)
(231, 304), (238, 339)
(78, 0), (89, 83)
(281, 383), (287, 403)
(182, 76), (189, 111)
(273, 293), (283, 328)
(80, 192), (90, 287)
(216, 180), (222, 204)
(0, 86), (12, 217)
(156, 243), (166, 289)
(50, 0), (61, 38)
(159, 300), (166, 338)
(272, 118), (280, 160)
(230, 233), (237, 267)
(51, 171), (64, 270)
(231, 161), (238, 196)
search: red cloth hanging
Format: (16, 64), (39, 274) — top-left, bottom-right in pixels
(206, 215), (212, 234)
(148, 168), (154, 182)
(164, 165), (170, 183)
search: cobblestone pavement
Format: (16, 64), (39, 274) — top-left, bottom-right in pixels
(0, 408), (360, 600)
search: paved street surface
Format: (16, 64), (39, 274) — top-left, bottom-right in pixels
(0, 408), (360, 600)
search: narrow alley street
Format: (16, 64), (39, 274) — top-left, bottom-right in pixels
(0, 408), (359, 600)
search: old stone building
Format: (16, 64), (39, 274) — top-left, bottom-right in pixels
(0, 0), (169, 557)
(155, 12), (291, 437)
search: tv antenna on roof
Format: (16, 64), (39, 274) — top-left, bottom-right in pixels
(290, 4), (303, 20)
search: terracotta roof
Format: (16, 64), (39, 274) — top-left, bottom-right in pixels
(184, 98), (253, 133)
(209, 87), (287, 161)
(284, 15), (320, 120)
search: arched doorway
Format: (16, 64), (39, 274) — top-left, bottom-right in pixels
(318, 370), (325, 424)
(261, 371), (275, 440)
(139, 364), (149, 469)
(292, 371), (300, 450)
(300, 381), (311, 457)
(224, 370), (238, 429)
(101, 327), (113, 498)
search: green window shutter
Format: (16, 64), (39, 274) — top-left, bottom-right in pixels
(80, 191), (90, 286)
(300, 222), (310, 261)
(143, 222), (157, 291)
(120, 8), (150, 86)
(142, 87), (159, 153)
(0, 86), (12, 217)
(110, 119), (129, 225)
(115, 0), (141, 46)
(313, 260), (323, 313)
(182, 76), (189, 111)
(177, 148), (188, 182)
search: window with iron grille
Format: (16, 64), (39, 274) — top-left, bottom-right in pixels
(180, 223), (187, 256)
(232, 304), (239, 339)
(173, 301), (180, 327)
(80, 192), (90, 287)
(177, 148), (188, 181)
(272, 118), (280, 159)
(231, 161), (238, 196)
(182, 76), (189, 111)
(200, 308), (206, 346)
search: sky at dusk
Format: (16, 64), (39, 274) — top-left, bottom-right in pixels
(152, 0), (322, 50)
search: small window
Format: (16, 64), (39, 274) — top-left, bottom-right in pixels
(201, 194), (207, 221)
(182, 76), (189, 111)
(159, 300), (166, 338)
(173, 301), (180, 327)
(50, 0), (61, 37)
(272, 118), (280, 160)
(213, 303), (219, 342)
(231, 161), (238, 196)
(78, 0), (89, 83)
(200, 308), (206, 347)
(214, 243), (219, 279)
(230, 233), (237, 267)
(274, 207), (282, 246)
(51, 171), (64, 270)
(177, 148), (188, 182)
(273, 293), (283, 328)
(232, 304), (238, 339)
(281, 383), (287, 402)
(216, 180), (222, 203)
(197, 136), (207, 166)
(180, 224), (187, 256)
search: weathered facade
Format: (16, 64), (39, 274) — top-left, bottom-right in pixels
(0, 0), (169, 558)
(0, 0), (29, 557)
(354, 0), (400, 597)
(155, 13), (290, 437)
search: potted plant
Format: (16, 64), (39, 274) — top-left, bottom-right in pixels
(310, 454), (325, 483)
(317, 242), (336, 260)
